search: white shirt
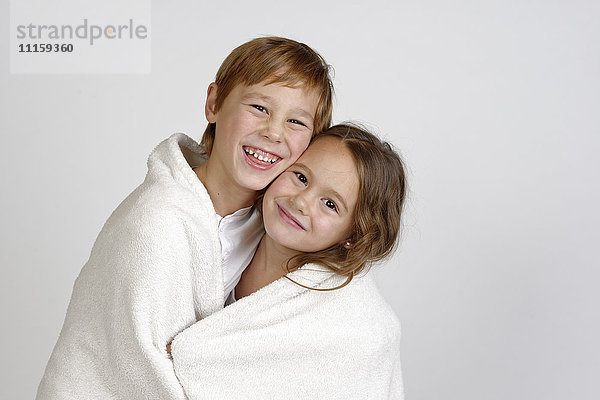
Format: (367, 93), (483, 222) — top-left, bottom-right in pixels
(216, 206), (264, 301)
(224, 288), (237, 306)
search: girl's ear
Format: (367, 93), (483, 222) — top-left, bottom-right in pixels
(205, 82), (219, 123)
(343, 240), (352, 249)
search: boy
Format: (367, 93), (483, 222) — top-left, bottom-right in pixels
(37, 37), (333, 399)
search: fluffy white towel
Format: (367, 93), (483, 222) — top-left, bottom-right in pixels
(37, 133), (223, 399)
(38, 133), (404, 399)
(171, 264), (404, 399)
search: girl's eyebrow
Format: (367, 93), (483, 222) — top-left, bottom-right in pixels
(294, 162), (349, 212)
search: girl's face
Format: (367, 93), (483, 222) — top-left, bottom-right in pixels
(262, 136), (359, 254)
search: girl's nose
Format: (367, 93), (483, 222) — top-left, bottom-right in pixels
(290, 190), (309, 214)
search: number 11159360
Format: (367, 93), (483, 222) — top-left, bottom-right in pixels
(18, 43), (74, 53)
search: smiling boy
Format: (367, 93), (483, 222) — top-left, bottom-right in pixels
(197, 81), (319, 213)
(193, 37), (332, 301)
(37, 37), (333, 399)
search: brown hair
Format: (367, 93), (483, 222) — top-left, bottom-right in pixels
(201, 36), (334, 154)
(284, 123), (407, 290)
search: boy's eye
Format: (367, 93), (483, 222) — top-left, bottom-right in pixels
(294, 172), (308, 185)
(323, 199), (337, 211)
(288, 119), (307, 127)
(252, 105), (267, 113)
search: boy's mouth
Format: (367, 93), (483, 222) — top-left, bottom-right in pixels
(243, 146), (281, 166)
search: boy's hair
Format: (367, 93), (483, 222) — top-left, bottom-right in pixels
(201, 36), (334, 154)
(285, 123), (407, 290)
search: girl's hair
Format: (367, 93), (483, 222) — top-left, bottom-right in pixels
(281, 123), (408, 290)
(201, 36), (334, 155)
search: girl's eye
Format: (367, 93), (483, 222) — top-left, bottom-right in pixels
(294, 172), (308, 185)
(288, 119), (307, 127)
(323, 199), (337, 211)
(252, 105), (267, 113)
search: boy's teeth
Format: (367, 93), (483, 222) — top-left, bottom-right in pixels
(244, 147), (279, 164)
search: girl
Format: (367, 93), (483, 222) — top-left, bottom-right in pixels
(169, 124), (407, 399)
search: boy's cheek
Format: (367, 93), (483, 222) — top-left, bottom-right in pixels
(277, 155), (303, 175)
(227, 112), (255, 133)
(287, 133), (312, 162)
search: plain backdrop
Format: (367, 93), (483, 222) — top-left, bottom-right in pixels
(1, 1), (599, 399)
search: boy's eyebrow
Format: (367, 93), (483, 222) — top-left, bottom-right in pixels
(291, 108), (314, 123)
(242, 92), (314, 122)
(294, 162), (348, 212)
(242, 92), (275, 103)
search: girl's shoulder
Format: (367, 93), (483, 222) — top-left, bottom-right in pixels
(342, 271), (401, 329)
(297, 265), (401, 339)
(294, 268), (401, 358)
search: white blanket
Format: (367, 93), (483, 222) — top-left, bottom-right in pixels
(38, 133), (404, 399)
(172, 265), (405, 399)
(37, 133), (223, 399)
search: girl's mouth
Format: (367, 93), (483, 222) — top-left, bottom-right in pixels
(277, 204), (305, 230)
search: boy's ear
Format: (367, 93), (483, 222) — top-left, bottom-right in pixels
(205, 82), (218, 123)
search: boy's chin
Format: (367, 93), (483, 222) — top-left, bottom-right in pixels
(241, 175), (278, 192)
(241, 167), (286, 191)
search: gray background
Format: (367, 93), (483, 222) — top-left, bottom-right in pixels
(1, 0), (599, 399)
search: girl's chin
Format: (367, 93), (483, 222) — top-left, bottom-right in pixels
(264, 220), (298, 244)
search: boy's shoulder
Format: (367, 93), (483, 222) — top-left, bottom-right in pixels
(142, 132), (212, 211)
(98, 133), (217, 238)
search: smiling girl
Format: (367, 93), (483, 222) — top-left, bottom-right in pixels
(234, 123), (406, 301)
(169, 123), (407, 399)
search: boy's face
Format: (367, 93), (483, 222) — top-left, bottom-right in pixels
(206, 81), (319, 192)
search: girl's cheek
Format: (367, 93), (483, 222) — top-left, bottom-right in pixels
(272, 181), (294, 198)
(313, 214), (329, 232)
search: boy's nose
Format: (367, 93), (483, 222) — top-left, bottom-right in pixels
(262, 122), (283, 143)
